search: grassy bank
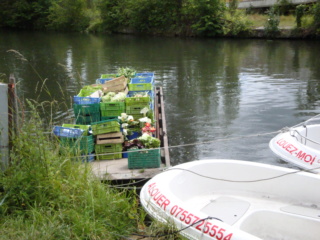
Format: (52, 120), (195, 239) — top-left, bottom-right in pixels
(0, 100), (144, 239)
(247, 13), (315, 29)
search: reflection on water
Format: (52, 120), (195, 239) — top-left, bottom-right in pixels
(1, 30), (320, 167)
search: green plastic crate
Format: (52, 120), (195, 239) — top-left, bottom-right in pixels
(91, 119), (120, 135)
(95, 143), (122, 160)
(126, 104), (149, 115)
(101, 116), (118, 121)
(60, 135), (94, 154)
(77, 86), (103, 97)
(75, 113), (100, 125)
(96, 153), (122, 160)
(128, 83), (153, 91)
(100, 102), (125, 111)
(100, 102), (125, 117)
(73, 103), (100, 115)
(62, 124), (91, 136)
(101, 110), (124, 117)
(125, 96), (151, 106)
(128, 148), (160, 169)
(95, 143), (122, 153)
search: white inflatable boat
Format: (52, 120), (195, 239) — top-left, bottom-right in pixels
(140, 159), (320, 240)
(269, 116), (320, 173)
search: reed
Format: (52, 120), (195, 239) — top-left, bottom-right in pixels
(0, 100), (145, 239)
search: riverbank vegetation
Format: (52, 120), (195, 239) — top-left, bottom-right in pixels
(1, 0), (320, 38)
(0, 100), (138, 239)
(0, 98), (183, 239)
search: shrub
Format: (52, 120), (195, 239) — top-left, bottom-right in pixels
(126, 0), (179, 33)
(224, 10), (253, 36)
(183, 0), (227, 37)
(98, 0), (128, 32)
(312, 1), (320, 31)
(47, 0), (90, 31)
(295, 4), (307, 28)
(264, 7), (280, 37)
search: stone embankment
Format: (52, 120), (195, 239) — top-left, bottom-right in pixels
(251, 28), (319, 39)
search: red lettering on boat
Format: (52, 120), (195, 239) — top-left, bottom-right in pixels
(145, 183), (233, 239)
(162, 199), (170, 211)
(276, 139), (298, 155)
(285, 144), (298, 154)
(296, 151), (316, 165)
(146, 183), (171, 211)
(296, 151), (306, 159)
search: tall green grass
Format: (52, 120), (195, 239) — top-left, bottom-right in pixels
(0, 100), (143, 239)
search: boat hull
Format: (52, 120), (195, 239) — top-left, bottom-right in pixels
(269, 125), (320, 173)
(140, 159), (320, 240)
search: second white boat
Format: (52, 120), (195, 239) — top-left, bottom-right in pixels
(269, 116), (320, 173)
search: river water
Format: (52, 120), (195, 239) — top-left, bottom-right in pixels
(1, 30), (320, 167)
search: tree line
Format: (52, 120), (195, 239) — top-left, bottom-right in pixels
(0, 0), (320, 37)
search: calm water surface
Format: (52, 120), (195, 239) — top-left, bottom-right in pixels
(1, 30), (320, 167)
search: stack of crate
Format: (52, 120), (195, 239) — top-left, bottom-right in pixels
(96, 74), (128, 121)
(53, 124), (95, 162)
(73, 87), (101, 124)
(73, 103), (101, 125)
(91, 119), (123, 160)
(126, 72), (154, 121)
(100, 101), (125, 121)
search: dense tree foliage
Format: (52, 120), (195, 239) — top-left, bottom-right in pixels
(0, 0), (319, 36)
(47, 0), (90, 31)
(0, 0), (51, 29)
(98, 0), (128, 32)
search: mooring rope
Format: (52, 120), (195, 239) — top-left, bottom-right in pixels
(79, 129), (283, 159)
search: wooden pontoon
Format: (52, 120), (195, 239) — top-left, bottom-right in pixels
(91, 86), (170, 181)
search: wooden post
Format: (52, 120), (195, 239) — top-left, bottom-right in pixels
(0, 83), (9, 170)
(8, 74), (19, 134)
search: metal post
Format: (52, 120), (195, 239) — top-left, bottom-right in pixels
(0, 83), (9, 170)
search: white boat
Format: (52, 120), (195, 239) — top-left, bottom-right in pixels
(140, 159), (320, 240)
(269, 116), (320, 174)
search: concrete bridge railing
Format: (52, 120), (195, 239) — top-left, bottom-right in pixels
(238, 0), (316, 8)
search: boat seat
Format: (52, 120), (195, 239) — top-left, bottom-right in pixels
(200, 196), (250, 225)
(240, 210), (320, 240)
(281, 204), (320, 219)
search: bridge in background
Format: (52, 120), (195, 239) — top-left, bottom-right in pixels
(238, 0), (316, 8)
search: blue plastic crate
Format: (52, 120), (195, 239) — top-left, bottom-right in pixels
(96, 78), (113, 84)
(130, 77), (154, 84)
(127, 131), (140, 140)
(81, 153), (95, 163)
(74, 96), (101, 105)
(135, 72), (154, 77)
(53, 126), (84, 138)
